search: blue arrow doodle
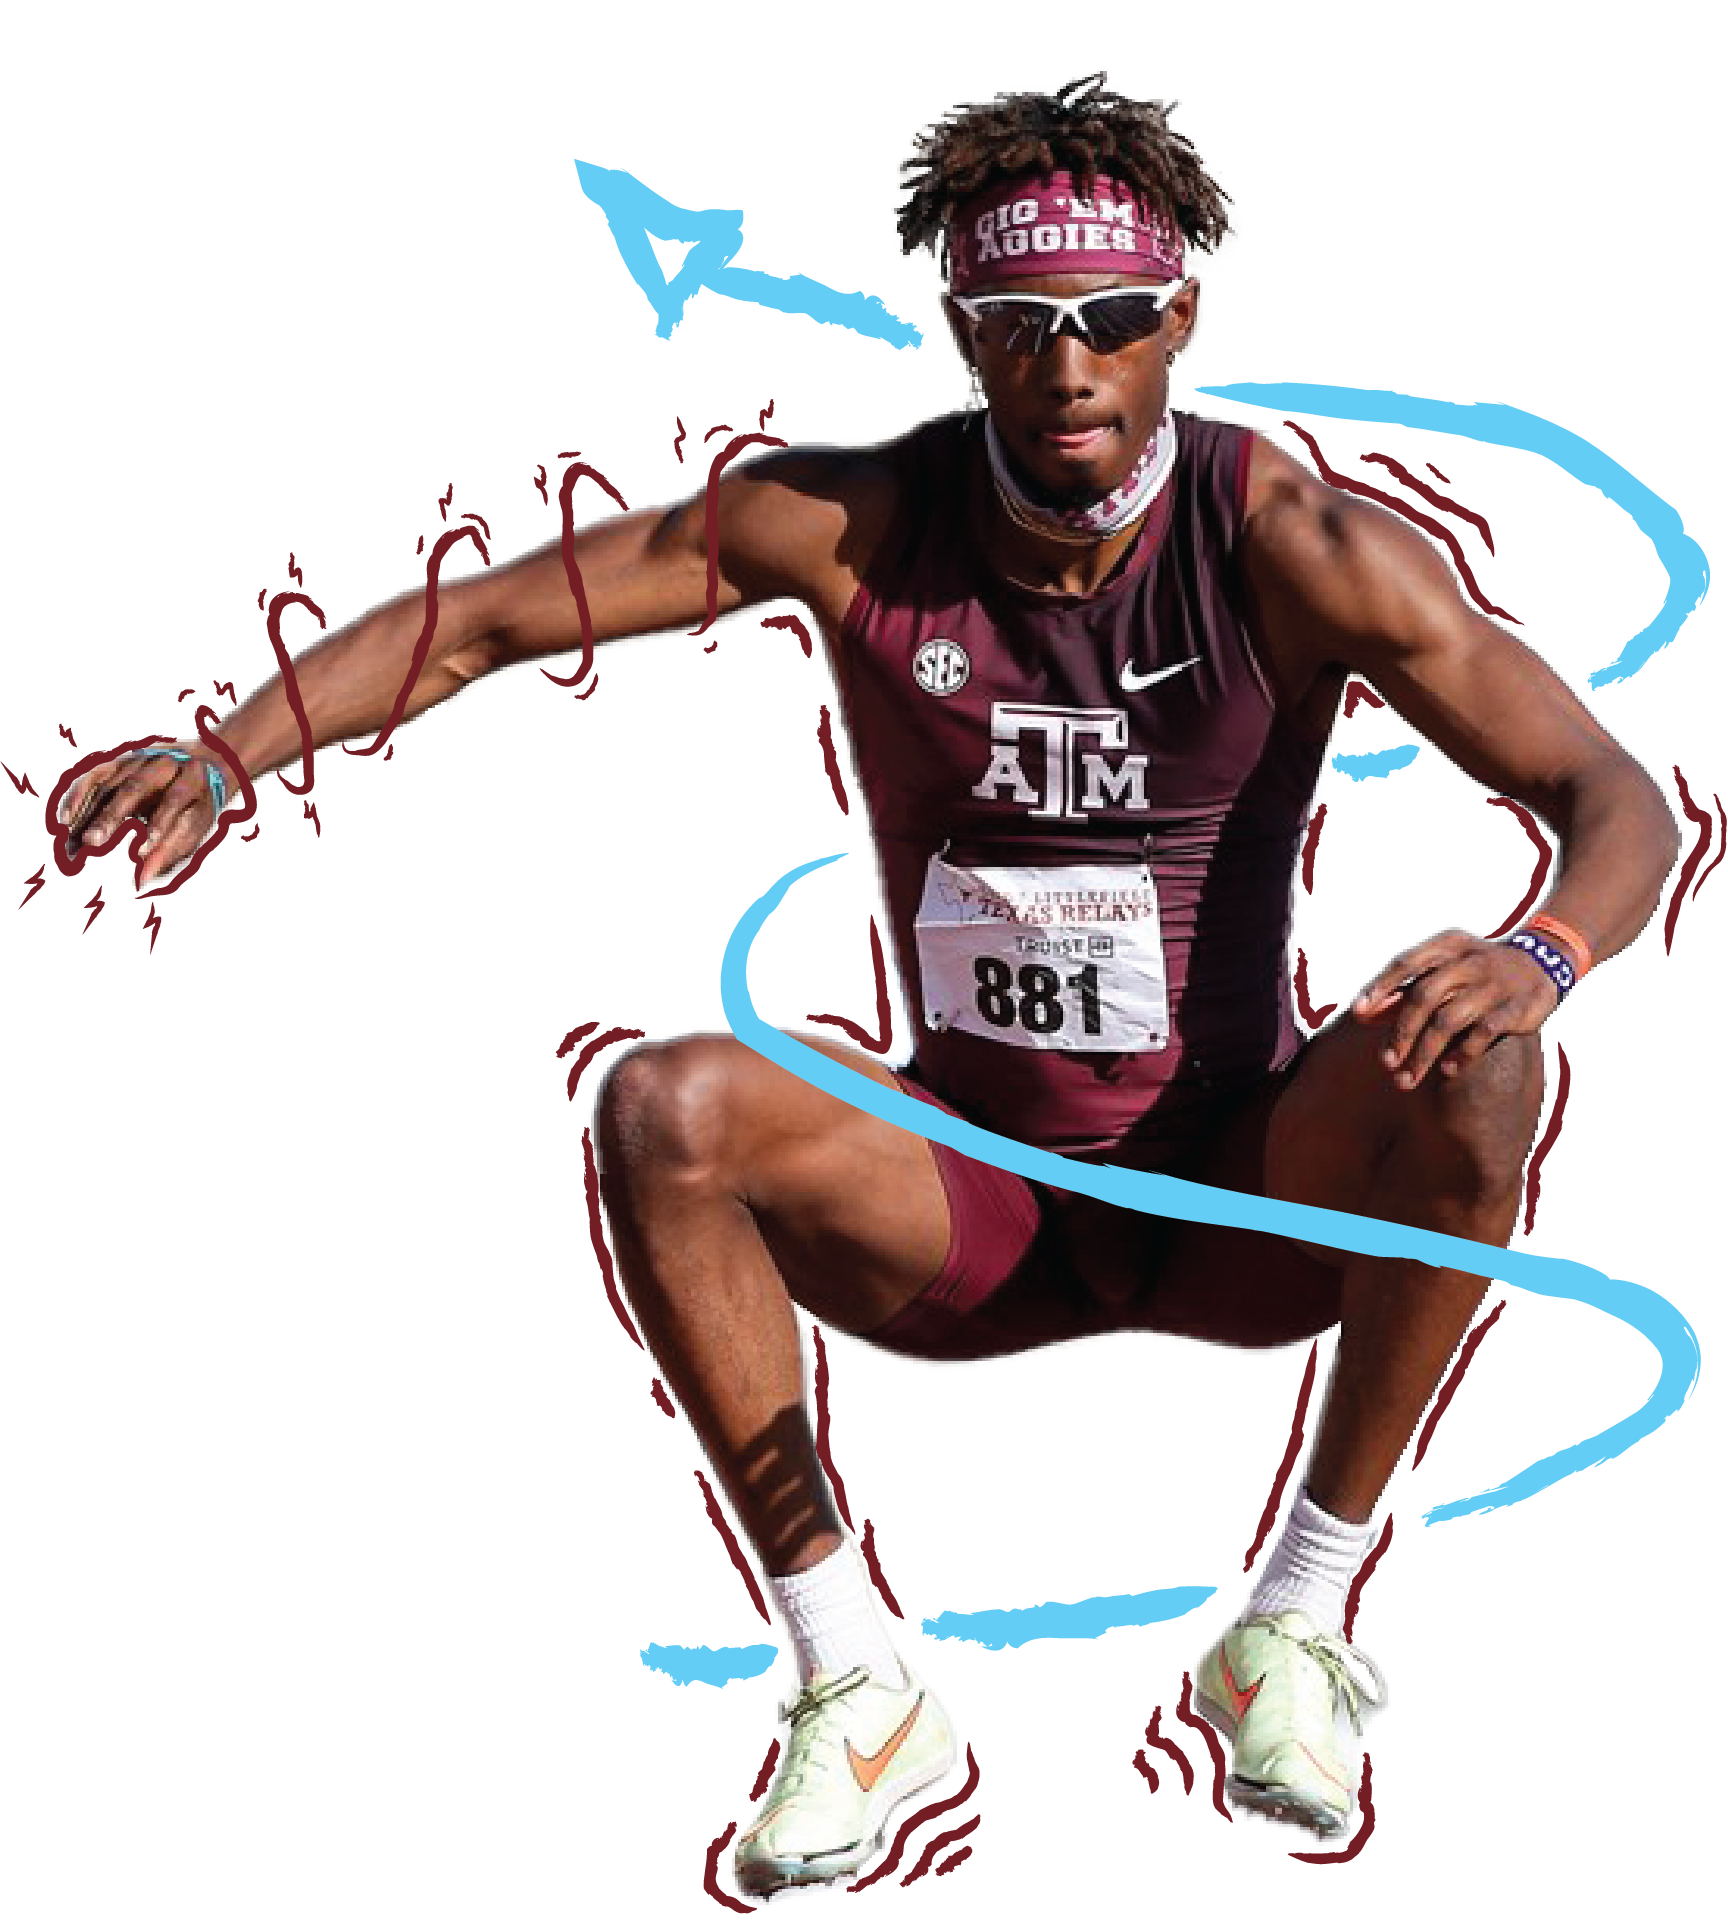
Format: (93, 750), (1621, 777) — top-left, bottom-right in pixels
(575, 161), (921, 349)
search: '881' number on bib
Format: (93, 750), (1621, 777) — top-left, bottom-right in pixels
(972, 956), (1102, 1036)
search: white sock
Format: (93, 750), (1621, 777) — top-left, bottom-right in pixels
(769, 1540), (905, 1690)
(1246, 1488), (1377, 1637)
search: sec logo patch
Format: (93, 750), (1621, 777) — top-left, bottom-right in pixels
(912, 638), (971, 696)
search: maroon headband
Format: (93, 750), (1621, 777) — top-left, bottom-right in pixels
(946, 169), (1184, 291)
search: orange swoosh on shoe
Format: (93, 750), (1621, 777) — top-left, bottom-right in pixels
(846, 1696), (925, 1793)
(1219, 1649), (1262, 1724)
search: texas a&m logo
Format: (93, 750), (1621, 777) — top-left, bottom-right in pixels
(970, 702), (1150, 820)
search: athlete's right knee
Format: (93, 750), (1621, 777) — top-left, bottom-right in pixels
(595, 1036), (756, 1179)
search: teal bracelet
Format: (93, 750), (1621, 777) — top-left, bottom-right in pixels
(134, 746), (229, 819)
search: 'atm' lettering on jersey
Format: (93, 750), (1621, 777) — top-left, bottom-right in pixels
(969, 702), (1151, 820)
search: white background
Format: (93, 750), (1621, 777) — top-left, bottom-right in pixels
(1, 2), (1719, 1914)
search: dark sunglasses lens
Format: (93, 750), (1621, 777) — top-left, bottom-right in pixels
(1079, 293), (1171, 351)
(972, 300), (1058, 356)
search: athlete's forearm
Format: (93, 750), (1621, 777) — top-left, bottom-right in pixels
(1532, 754), (1680, 967)
(214, 584), (491, 782)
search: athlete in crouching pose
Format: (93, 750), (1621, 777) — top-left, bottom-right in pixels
(60, 75), (1677, 1893)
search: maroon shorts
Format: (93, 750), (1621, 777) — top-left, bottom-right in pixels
(866, 1061), (1333, 1361)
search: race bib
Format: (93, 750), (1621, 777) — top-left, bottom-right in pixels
(913, 855), (1169, 1052)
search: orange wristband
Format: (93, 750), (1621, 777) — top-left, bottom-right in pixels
(1526, 913), (1592, 980)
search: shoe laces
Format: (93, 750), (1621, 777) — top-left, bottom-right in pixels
(772, 1667), (872, 1797)
(1266, 1620), (1388, 1736)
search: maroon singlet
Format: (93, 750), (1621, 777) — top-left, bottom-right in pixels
(835, 410), (1328, 1171)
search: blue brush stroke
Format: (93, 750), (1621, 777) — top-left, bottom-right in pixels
(576, 161), (920, 349)
(1333, 745), (1421, 782)
(641, 1643), (779, 1688)
(720, 855), (1700, 1525)
(923, 1586), (1216, 1650)
(1197, 382), (1710, 687)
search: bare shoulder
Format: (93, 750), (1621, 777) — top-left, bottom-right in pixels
(648, 438), (907, 623)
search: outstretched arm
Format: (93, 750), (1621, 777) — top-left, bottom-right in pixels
(62, 448), (886, 886)
(1243, 438), (1680, 1087)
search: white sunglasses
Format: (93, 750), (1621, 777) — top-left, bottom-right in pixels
(950, 281), (1189, 357)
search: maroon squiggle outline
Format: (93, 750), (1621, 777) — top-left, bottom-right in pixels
(1342, 681), (1385, 720)
(1174, 1674), (1232, 1820)
(573, 675), (600, 701)
(533, 464), (548, 504)
(1144, 1705), (1194, 1793)
(704, 423), (734, 443)
(461, 512), (490, 538)
(1483, 797), (1554, 938)
(761, 613), (813, 657)
(1289, 1751), (1376, 1864)
(437, 484), (453, 520)
(176, 688), (195, 703)
(260, 591), (328, 794)
(1412, 1298), (1508, 1468)
(1427, 463), (1449, 482)
(19, 865), (46, 908)
(4, 763), (38, 797)
(933, 1847), (972, 1878)
(650, 1378), (676, 1418)
(690, 433), (789, 637)
(213, 680), (236, 704)
(693, 1469), (770, 1623)
(900, 1814), (981, 1886)
(1242, 1340), (1319, 1572)
(241, 827), (260, 842)
(700, 1822), (754, 1913)
(344, 524), (492, 755)
(143, 905), (162, 955)
(1293, 950), (1336, 1029)
(1665, 765), (1713, 953)
(303, 801), (321, 837)
(557, 1019), (599, 1054)
(1360, 453), (1495, 552)
(1131, 1750), (1160, 1796)
(1693, 797), (1726, 899)
(758, 400), (774, 430)
(1300, 803), (1326, 895)
(810, 1325), (853, 1528)
(581, 1125), (643, 1350)
(288, 552), (303, 585)
(416, 536), (424, 556)
(749, 1739), (780, 1802)
(848, 1746), (980, 1892)
(1521, 1043), (1572, 1236)
(539, 460), (631, 688)
(59, 725), (76, 746)
(256, 589), (266, 610)
(1284, 422), (1519, 624)
(816, 706), (849, 814)
(860, 1518), (903, 1620)
(565, 1026), (645, 1101)
(672, 419), (686, 464)
(82, 887), (105, 933)
(1341, 1514), (1394, 1643)
(807, 918), (893, 1054)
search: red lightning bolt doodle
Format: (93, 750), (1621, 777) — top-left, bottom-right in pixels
(259, 591), (328, 794)
(703, 422), (733, 443)
(1361, 452), (1496, 551)
(1521, 1042), (1573, 1236)
(1143, 1705), (1195, 1793)
(213, 680), (235, 704)
(143, 905), (163, 954)
(416, 535), (424, 555)
(1284, 422), (1518, 623)
(672, 418), (686, 463)
(849, 1748), (981, 1892)
(1293, 949), (1336, 1029)
(82, 887), (105, 932)
(691, 433), (789, 637)
(303, 801), (320, 835)
(438, 484), (453, 521)
(859, 1518), (903, 1620)
(538, 460), (631, 689)
(1695, 795), (1728, 899)
(342, 524), (492, 757)
(3, 763), (38, 797)
(1175, 1674), (1232, 1821)
(257, 588), (266, 610)
(288, 552), (303, 585)
(59, 725), (76, 747)
(1300, 803), (1327, 894)
(900, 1815), (982, 1886)
(1132, 1750), (1161, 1796)
(1342, 680), (1386, 719)
(699, 1825), (753, 1914)
(758, 399), (774, 430)
(1665, 765), (1714, 953)
(816, 706), (850, 814)
(580, 1126), (643, 1350)
(1341, 1514), (1394, 1643)
(19, 865), (46, 908)
(808, 918), (894, 1053)
(761, 612), (813, 657)
(1413, 1298), (1508, 1467)
(176, 688), (195, 702)
(1243, 1340), (1320, 1572)
(533, 463), (548, 503)
(1483, 797), (1554, 938)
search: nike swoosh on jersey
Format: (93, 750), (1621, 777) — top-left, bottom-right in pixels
(1119, 654), (1201, 694)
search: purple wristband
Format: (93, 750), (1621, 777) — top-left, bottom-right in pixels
(1504, 929), (1577, 999)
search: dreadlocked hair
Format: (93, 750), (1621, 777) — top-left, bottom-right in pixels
(897, 74), (1230, 274)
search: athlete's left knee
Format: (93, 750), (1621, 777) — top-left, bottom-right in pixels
(1399, 1030), (1545, 1217)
